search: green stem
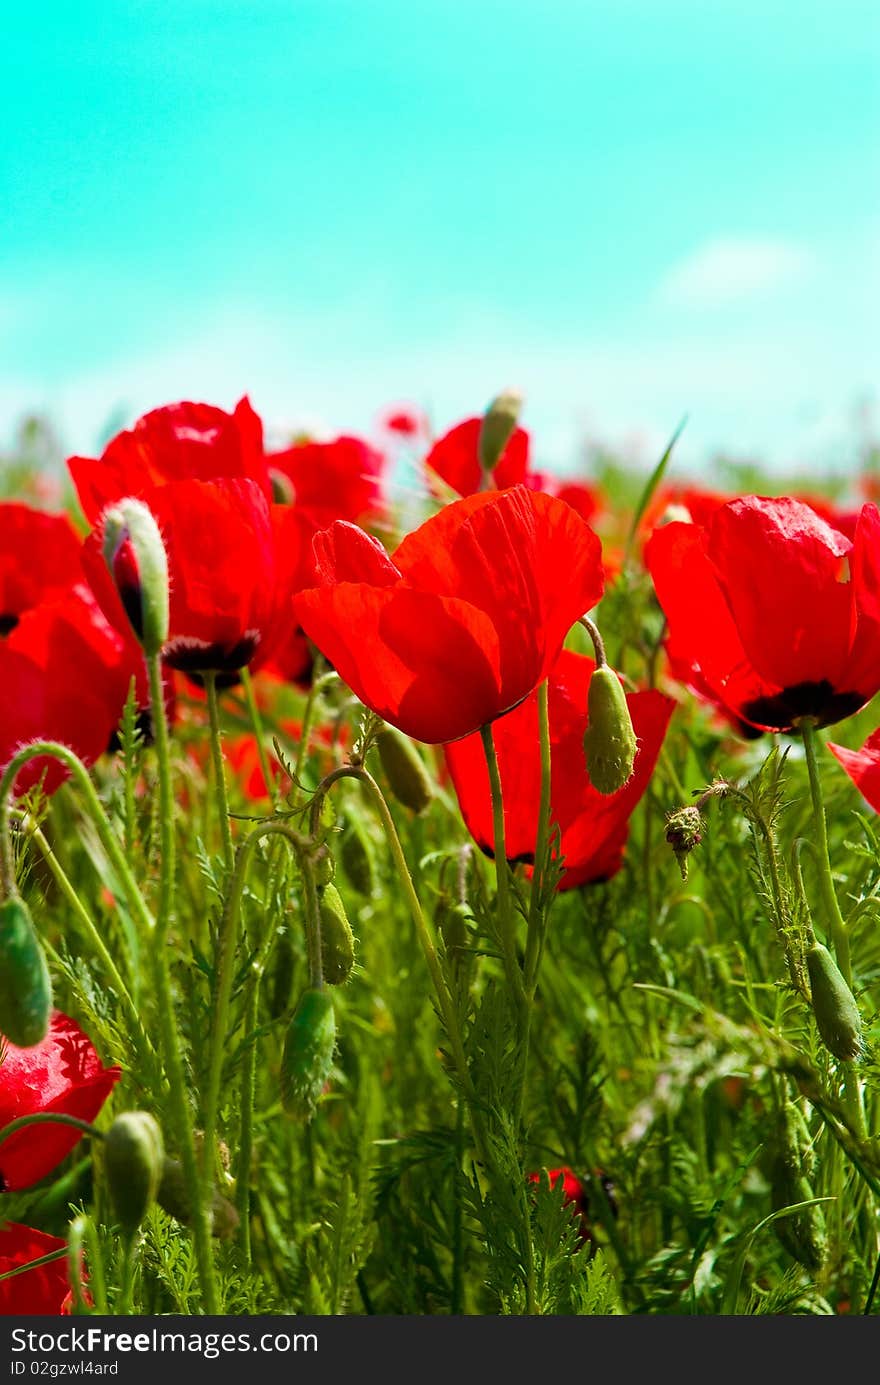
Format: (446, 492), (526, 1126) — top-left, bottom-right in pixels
(479, 724), (526, 1010)
(11, 809), (155, 1070)
(241, 668), (276, 805)
(524, 680), (551, 997)
(0, 742), (154, 938)
(0, 1248), (68, 1284)
(800, 719), (851, 981)
(0, 1112), (103, 1145)
(800, 718), (866, 1142)
(147, 657), (218, 1315)
(205, 672), (234, 873)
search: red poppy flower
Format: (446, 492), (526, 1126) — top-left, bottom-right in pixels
(84, 479), (278, 678)
(380, 405), (424, 438)
(0, 1011), (120, 1191)
(527, 475), (602, 525)
(248, 506), (324, 689)
(294, 487), (605, 744)
(828, 728), (880, 812)
(267, 436), (386, 524)
(68, 397), (269, 524)
(0, 591), (149, 796)
(0, 504), (83, 635)
(645, 496), (880, 733)
(0, 1223), (73, 1315)
(424, 417), (530, 497)
(443, 650), (673, 888)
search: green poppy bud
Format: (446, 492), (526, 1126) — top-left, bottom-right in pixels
(0, 895), (52, 1048)
(280, 987), (336, 1119)
(101, 499), (169, 658)
(376, 727), (433, 814)
(319, 883), (356, 985)
(312, 843), (335, 889)
(806, 943), (862, 1061)
(340, 818), (377, 897)
(436, 898), (470, 970)
(582, 665), (637, 796)
(478, 389), (523, 474)
(104, 1111), (164, 1237)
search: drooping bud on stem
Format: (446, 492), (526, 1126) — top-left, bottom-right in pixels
(0, 894), (52, 1047)
(664, 805), (705, 882)
(478, 389), (523, 476)
(104, 1111), (164, 1237)
(583, 665), (638, 795)
(376, 727), (433, 813)
(102, 499), (169, 658)
(319, 883), (357, 985)
(806, 942), (863, 1060)
(280, 987), (337, 1119)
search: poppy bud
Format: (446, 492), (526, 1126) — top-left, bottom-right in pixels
(664, 805), (705, 882)
(101, 499), (169, 658)
(582, 665), (637, 796)
(311, 843), (335, 889)
(157, 1156), (239, 1238)
(104, 1111), (164, 1237)
(280, 987), (336, 1119)
(0, 895), (52, 1048)
(806, 943), (863, 1061)
(319, 883), (356, 985)
(768, 1102), (826, 1271)
(437, 899), (470, 971)
(340, 818), (377, 896)
(376, 727), (433, 813)
(478, 389), (523, 475)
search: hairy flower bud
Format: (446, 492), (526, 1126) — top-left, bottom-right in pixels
(104, 1111), (164, 1237)
(0, 895), (52, 1048)
(319, 883), (356, 985)
(478, 389), (523, 475)
(280, 988), (336, 1119)
(376, 727), (433, 813)
(806, 943), (863, 1060)
(101, 499), (169, 658)
(583, 665), (638, 795)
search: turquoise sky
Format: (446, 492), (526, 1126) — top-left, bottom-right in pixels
(2, 1), (878, 475)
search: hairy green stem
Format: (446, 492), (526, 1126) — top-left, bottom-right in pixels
(205, 672), (234, 873)
(479, 724), (527, 1010)
(524, 680), (551, 996)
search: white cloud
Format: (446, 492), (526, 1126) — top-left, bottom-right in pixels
(658, 236), (816, 308)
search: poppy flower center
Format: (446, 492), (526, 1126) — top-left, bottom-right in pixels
(743, 680), (865, 732)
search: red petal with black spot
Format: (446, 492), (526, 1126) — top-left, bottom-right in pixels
(294, 487), (605, 744)
(0, 504), (83, 636)
(646, 496), (880, 733)
(0, 1011), (120, 1191)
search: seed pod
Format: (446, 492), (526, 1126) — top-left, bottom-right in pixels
(478, 389), (523, 474)
(0, 895), (52, 1048)
(157, 1157), (239, 1239)
(104, 1111), (164, 1237)
(319, 884), (356, 985)
(583, 665), (637, 796)
(376, 727), (433, 813)
(806, 943), (862, 1060)
(280, 987), (336, 1119)
(340, 818), (377, 896)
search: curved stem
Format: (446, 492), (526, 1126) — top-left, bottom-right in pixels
(0, 742), (154, 937)
(205, 672), (234, 873)
(578, 615), (607, 669)
(0, 1112), (103, 1146)
(11, 809), (156, 1070)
